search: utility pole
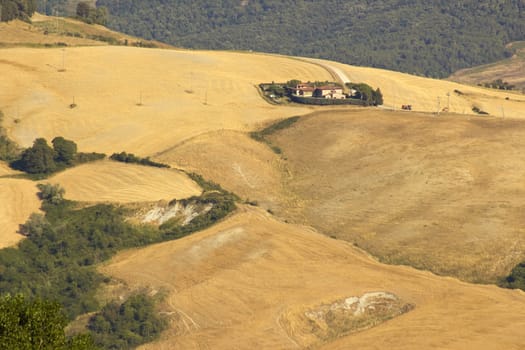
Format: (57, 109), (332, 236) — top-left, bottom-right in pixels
(436, 96), (441, 116)
(447, 92), (450, 112)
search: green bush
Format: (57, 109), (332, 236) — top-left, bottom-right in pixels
(12, 138), (57, 174)
(500, 262), (525, 291)
(88, 294), (167, 349)
(37, 183), (65, 204)
(0, 294), (98, 350)
(9, 137), (106, 177)
(110, 152), (170, 168)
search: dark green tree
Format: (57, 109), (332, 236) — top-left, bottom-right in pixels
(88, 294), (167, 349)
(0, 294), (98, 350)
(16, 138), (56, 174)
(52, 136), (77, 165)
(76, 1), (91, 18)
(373, 88), (384, 106)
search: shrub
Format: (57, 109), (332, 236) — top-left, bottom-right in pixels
(37, 183), (65, 204)
(110, 152), (170, 168)
(12, 138), (57, 174)
(88, 294), (167, 349)
(0, 294), (98, 350)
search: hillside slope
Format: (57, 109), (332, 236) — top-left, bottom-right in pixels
(0, 13), (164, 47)
(101, 206), (525, 350)
(0, 46), (331, 154)
(96, 0), (525, 77)
(449, 41), (525, 92)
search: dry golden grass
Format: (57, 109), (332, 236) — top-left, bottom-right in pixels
(0, 161), (20, 176)
(0, 14), (164, 48)
(0, 178), (40, 248)
(101, 206), (525, 350)
(0, 46), (329, 156)
(155, 130), (290, 210)
(266, 109), (525, 282)
(47, 160), (201, 203)
(313, 58), (525, 119)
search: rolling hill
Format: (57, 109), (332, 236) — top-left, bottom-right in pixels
(2, 13), (525, 348)
(94, 0), (525, 78)
(449, 41), (525, 92)
(102, 206), (525, 350)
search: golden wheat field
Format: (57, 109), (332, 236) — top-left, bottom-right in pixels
(3, 19), (525, 349)
(0, 46), (330, 156)
(0, 177), (40, 248)
(268, 109), (525, 283)
(312, 58), (525, 118)
(47, 160), (201, 203)
(100, 206), (525, 350)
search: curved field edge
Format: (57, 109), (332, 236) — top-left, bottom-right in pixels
(100, 206), (525, 350)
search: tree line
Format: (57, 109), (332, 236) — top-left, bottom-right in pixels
(0, 0), (37, 21)
(91, 0), (525, 78)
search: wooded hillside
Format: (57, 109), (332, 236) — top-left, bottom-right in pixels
(83, 0), (525, 77)
(0, 0), (37, 21)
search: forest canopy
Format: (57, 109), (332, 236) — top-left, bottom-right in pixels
(0, 0), (37, 21)
(86, 0), (525, 78)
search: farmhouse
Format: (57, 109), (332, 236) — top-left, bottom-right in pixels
(290, 83), (345, 99)
(291, 83), (316, 97)
(313, 85), (346, 99)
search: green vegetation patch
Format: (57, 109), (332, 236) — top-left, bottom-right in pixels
(110, 151), (170, 168)
(0, 111), (21, 162)
(250, 116), (300, 154)
(88, 293), (167, 349)
(0, 180), (235, 319)
(9, 137), (105, 179)
(0, 0), (37, 22)
(0, 294), (97, 350)
(500, 262), (525, 291)
(94, 0), (525, 78)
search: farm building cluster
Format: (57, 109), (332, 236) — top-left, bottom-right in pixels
(290, 83), (350, 99)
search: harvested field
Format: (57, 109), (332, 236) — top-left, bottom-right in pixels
(101, 206), (525, 350)
(156, 130), (289, 211)
(0, 161), (20, 176)
(267, 109), (525, 282)
(0, 46), (330, 156)
(48, 160), (201, 203)
(312, 58), (525, 119)
(0, 178), (40, 248)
